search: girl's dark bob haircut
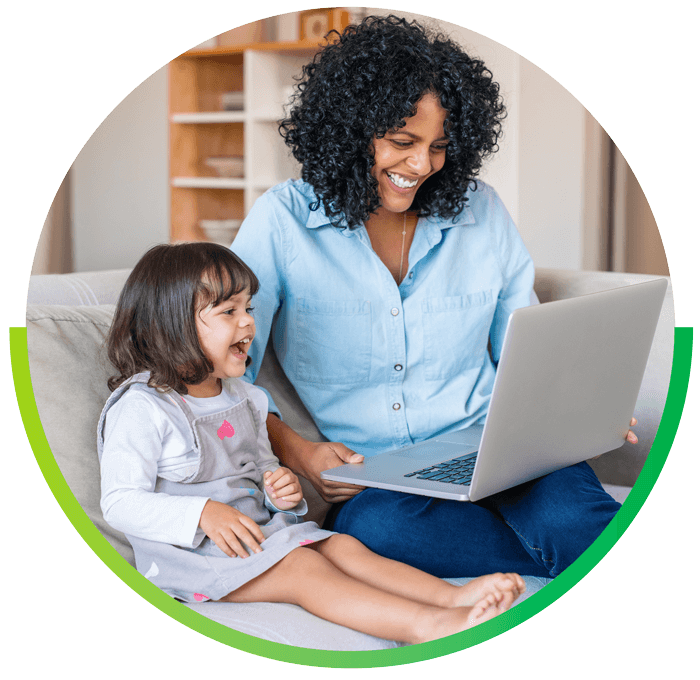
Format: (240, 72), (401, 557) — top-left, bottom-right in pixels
(279, 14), (506, 228)
(107, 242), (259, 394)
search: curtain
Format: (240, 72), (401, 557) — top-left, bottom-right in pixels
(608, 140), (669, 275)
(32, 171), (73, 275)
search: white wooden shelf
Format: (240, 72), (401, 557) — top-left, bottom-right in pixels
(171, 177), (246, 189)
(171, 112), (246, 124)
(171, 112), (283, 125)
(170, 46), (320, 237)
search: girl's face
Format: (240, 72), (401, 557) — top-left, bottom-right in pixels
(192, 288), (255, 396)
(370, 92), (449, 215)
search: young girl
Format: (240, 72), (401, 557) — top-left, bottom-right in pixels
(98, 242), (525, 645)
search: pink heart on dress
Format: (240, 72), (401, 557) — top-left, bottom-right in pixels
(299, 539), (315, 546)
(193, 593), (209, 602)
(217, 420), (235, 440)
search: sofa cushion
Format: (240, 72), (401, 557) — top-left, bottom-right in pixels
(256, 339), (332, 524)
(26, 303), (135, 565)
(24, 302), (334, 561)
(185, 573), (552, 650)
(24, 299), (550, 651)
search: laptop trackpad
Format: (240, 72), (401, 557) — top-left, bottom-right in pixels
(389, 442), (478, 460)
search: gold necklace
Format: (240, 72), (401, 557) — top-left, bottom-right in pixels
(398, 212), (407, 283)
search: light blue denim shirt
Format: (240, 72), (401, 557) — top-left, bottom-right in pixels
(232, 179), (534, 458)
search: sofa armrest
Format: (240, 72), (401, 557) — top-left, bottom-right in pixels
(27, 269), (131, 306)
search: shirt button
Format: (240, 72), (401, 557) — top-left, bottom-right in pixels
(391, 307), (400, 316)
(394, 364), (403, 371)
(393, 403), (401, 410)
(408, 272), (414, 279)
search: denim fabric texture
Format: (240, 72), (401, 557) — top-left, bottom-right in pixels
(233, 179), (534, 458)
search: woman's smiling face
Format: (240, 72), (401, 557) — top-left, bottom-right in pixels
(371, 92), (449, 215)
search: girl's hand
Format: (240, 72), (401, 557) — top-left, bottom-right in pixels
(264, 467), (304, 511)
(199, 500), (265, 558)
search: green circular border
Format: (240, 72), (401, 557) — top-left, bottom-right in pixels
(9, 325), (693, 666)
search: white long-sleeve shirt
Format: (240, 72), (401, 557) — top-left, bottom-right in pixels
(100, 380), (280, 548)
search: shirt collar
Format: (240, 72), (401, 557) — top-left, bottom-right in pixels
(304, 202), (476, 231)
(305, 204), (339, 230)
(424, 206), (476, 229)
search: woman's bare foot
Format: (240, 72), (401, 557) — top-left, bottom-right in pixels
(450, 573), (526, 613)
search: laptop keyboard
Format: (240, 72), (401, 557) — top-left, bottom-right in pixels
(404, 453), (477, 486)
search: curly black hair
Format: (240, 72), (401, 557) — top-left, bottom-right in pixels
(279, 14), (506, 228)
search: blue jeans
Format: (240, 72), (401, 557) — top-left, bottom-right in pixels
(327, 461), (621, 579)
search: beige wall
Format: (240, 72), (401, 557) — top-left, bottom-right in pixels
(63, 8), (666, 275)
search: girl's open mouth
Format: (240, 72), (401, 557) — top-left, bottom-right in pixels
(231, 338), (251, 356)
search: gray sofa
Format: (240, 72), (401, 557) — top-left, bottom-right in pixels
(24, 266), (673, 650)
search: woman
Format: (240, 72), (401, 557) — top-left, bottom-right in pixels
(232, 15), (633, 579)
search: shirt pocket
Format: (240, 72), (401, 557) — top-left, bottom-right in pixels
(422, 291), (496, 381)
(293, 298), (372, 384)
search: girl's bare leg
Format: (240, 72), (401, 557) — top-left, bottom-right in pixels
(219, 544), (500, 644)
(312, 534), (525, 613)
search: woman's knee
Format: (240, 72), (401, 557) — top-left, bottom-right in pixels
(332, 489), (425, 541)
(483, 463), (622, 576)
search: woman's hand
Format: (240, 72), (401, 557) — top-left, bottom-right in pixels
(626, 417), (639, 444)
(592, 418), (639, 461)
(301, 441), (366, 504)
(199, 500), (265, 558)
(264, 467), (304, 511)
(266, 414), (366, 504)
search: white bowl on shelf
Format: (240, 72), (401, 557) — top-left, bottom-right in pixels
(205, 156), (244, 178)
(199, 219), (243, 246)
(221, 91), (245, 111)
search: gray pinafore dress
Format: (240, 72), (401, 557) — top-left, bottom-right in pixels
(97, 373), (334, 603)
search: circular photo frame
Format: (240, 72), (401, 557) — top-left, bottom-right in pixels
(11, 5), (694, 668)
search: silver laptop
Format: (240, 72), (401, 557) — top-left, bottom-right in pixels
(321, 278), (668, 502)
